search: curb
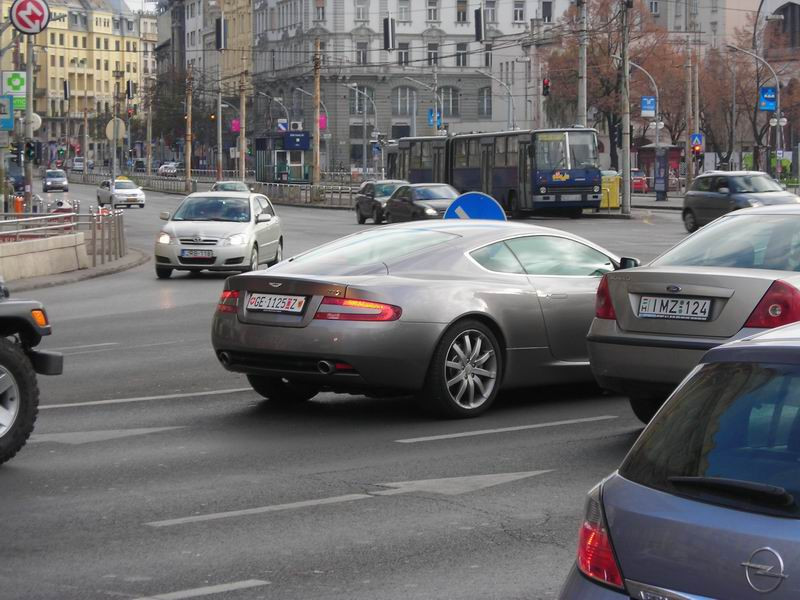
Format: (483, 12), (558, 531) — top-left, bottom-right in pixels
(632, 204), (682, 211)
(7, 247), (151, 293)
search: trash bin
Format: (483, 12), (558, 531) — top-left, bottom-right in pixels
(601, 170), (620, 209)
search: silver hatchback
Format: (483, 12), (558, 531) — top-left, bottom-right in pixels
(154, 192), (283, 279)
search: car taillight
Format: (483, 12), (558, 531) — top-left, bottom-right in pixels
(745, 280), (800, 329)
(595, 275), (616, 320)
(217, 289), (240, 313)
(577, 485), (624, 590)
(314, 297), (401, 321)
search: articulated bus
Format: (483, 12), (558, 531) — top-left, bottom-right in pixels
(391, 128), (602, 218)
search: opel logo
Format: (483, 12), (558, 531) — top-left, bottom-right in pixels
(268, 282), (282, 288)
(742, 547), (787, 593)
(666, 285), (682, 293)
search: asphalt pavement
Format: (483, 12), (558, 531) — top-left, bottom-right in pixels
(1, 184), (689, 600)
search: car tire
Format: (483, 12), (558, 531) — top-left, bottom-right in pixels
(245, 246), (259, 272)
(385, 211), (393, 223)
(567, 207), (583, 219)
(683, 209), (698, 233)
(268, 240), (283, 267)
(356, 207), (366, 225)
(0, 338), (39, 466)
(155, 266), (173, 279)
(64, 187), (68, 192)
(629, 396), (664, 424)
(139, 203), (144, 208)
(419, 319), (503, 419)
(247, 375), (318, 403)
(372, 206), (383, 224)
(509, 192), (523, 220)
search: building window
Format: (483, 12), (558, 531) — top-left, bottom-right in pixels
(398, 42), (410, 66)
(104, 38), (108, 50)
(439, 86), (459, 117)
(456, 43), (468, 67)
(398, 0), (410, 21)
(104, 60), (108, 71)
(711, 0), (718, 12)
(349, 85), (374, 114)
(95, 38), (100, 49)
(478, 87), (492, 118)
(115, 40), (120, 51)
(427, 43), (439, 65)
(50, 55), (55, 67)
(486, 0), (496, 22)
(59, 56), (64, 67)
(542, 1), (552, 23)
(356, 41), (368, 65)
(355, 0), (368, 22)
(513, 1), (525, 22)
(690, 0), (698, 14)
(427, 0), (438, 21)
(456, 0), (468, 23)
(649, 1), (659, 14)
(315, 0), (325, 21)
(392, 86), (415, 116)
(72, 35), (77, 47)
(484, 43), (492, 67)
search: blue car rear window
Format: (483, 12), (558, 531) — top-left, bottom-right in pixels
(620, 362), (800, 517)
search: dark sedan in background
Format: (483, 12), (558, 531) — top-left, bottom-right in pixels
(385, 183), (459, 223)
(683, 171), (799, 232)
(354, 179), (408, 224)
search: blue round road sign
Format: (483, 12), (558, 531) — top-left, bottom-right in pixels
(444, 192), (507, 221)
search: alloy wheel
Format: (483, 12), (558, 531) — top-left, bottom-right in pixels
(250, 247), (259, 271)
(444, 329), (497, 410)
(0, 366), (20, 439)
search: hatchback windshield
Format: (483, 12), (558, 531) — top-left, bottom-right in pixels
(172, 196), (251, 222)
(46, 170), (66, 178)
(730, 174), (783, 193)
(114, 180), (138, 190)
(415, 186), (458, 200)
(621, 361), (800, 517)
(652, 215), (800, 272)
(375, 182), (402, 197)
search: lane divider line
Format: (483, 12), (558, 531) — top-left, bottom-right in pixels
(40, 388), (253, 410)
(132, 579), (270, 600)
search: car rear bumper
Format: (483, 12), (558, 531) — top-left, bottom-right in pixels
(559, 565), (625, 599)
(211, 313), (444, 391)
(587, 318), (759, 397)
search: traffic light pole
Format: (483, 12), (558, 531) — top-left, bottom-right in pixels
(620, 0), (631, 216)
(23, 35), (33, 205)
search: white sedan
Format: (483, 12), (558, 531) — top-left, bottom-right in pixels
(97, 179), (146, 208)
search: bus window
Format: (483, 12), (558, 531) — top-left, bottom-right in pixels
(468, 139), (480, 168)
(567, 131), (599, 169)
(507, 136), (518, 167)
(421, 141), (431, 167)
(495, 138), (506, 167)
(534, 132), (567, 170)
(409, 142), (421, 168)
(454, 140), (468, 168)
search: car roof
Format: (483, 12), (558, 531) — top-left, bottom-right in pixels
(365, 180), (407, 184)
(213, 180), (246, 184)
(186, 191), (253, 198)
(726, 203), (800, 216)
(704, 322), (800, 365)
(697, 170), (769, 177)
(407, 183), (454, 188)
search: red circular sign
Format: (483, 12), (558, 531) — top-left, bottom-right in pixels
(10, 0), (51, 35)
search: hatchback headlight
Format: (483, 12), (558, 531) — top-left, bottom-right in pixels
(225, 233), (248, 246)
(424, 207), (438, 216)
(157, 232), (172, 245)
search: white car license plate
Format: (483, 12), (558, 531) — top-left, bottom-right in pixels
(561, 194), (581, 201)
(180, 249), (213, 258)
(639, 296), (711, 321)
(247, 293), (306, 313)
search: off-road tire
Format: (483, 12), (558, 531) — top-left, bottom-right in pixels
(0, 338), (39, 466)
(247, 375), (318, 403)
(356, 207), (366, 224)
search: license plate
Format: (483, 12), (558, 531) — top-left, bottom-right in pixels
(180, 249), (213, 257)
(247, 293), (306, 313)
(561, 194), (581, 201)
(639, 296), (711, 321)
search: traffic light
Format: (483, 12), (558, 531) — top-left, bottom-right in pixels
(126, 80), (134, 100)
(542, 78), (550, 97)
(210, 112), (216, 121)
(127, 107), (134, 118)
(247, 144), (252, 156)
(24, 142), (34, 161)
(692, 143), (702, 157)
(57, 147), (65, 157)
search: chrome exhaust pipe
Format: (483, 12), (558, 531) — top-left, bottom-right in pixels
(218, 351), (232, 367)
(317, 360), (335, 375)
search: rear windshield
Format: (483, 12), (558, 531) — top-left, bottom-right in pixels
(651, 215), (800, 272)
(282, 228), (457, 273)
(620, 361), (800, 518)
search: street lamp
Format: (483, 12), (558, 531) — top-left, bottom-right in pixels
(295, 87), (329, 173)
(256, 91), (290, 124)
(347, 83), (381, 178)
(475, 70), (516, 130)
(111, 69), (124, 188)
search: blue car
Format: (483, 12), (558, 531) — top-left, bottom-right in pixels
(560, 323), (800, 599)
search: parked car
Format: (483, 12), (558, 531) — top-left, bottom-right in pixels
(210, 181), (250, 192)
(384, 183), (460, 223)
(154, 191), (283, 279)
(71, 157), (84, 173)
(683, 171), (800, 232)
(133, 159), (146, 172)
(354, 179), (408, 224)
(97, 177), (146, 208)
(211, 220), (631, 418)
(630, 168), (648, 193)
(588, 204), (800, 423)
(560, 322), (800, 599)
(42, 169), (68, 192)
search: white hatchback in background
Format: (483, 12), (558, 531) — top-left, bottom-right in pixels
(153, 191), (283, 279)
(97, 178), (146, 208)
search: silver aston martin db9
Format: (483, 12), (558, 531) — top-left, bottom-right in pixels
(212, 220), (625, 418)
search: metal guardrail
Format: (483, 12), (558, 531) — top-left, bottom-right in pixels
(255, 183), (356, 208)
(0, 209), (127, 267)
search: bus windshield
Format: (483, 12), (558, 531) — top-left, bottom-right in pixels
(568, 131), (599, 169)
(533, 130), (599, 170)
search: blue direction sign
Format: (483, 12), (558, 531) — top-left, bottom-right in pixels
(0, 95), (13, 131)
(427, 108), (442, 128)
(641, 96), (656, 118)
(690, 133), (703, 147)
(444, 191), (507, 221)
(759, 86), (777, 112)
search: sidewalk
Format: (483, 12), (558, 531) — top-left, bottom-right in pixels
(7, 247), (150, 293)
(631, 193), (683, 211)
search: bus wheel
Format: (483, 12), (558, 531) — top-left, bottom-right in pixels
(509, 192), (523, 220)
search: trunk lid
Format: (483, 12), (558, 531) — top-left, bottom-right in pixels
(607, 266), (779, 338)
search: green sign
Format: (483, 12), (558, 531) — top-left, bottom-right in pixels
(2, 71), (26, 96)
(13, 96), (25, 110)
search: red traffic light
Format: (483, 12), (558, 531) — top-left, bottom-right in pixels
(542, 78), (551, 97)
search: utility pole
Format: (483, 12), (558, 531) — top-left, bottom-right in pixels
(216, 77), (222, 180)
(185, 66), (192, 192)
(239, 74), (246, 181)
(693, 47), (700, 173)
(146, 79), (152, 176)
(731, 61), (736, 169)
(433, 63), (439, 133)
(23, 35), (33, 204)
(577, 0), (588, 127)
(620, 0), (631, 216)
(685, 40), (694, 189)
(312, 37), (321, 186)
(112, 75), (120, 190)
(83, 106), (88, 176)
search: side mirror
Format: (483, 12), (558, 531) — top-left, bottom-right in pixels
(618, 256), (640, 270)
(257, 213), (273, 223)
(159, 211), (170, 221)
(718, 187), (730, 195)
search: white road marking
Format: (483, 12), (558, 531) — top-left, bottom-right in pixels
(455, 206), (469, 219)
(394, 415), (619, 443)
(47, 342), (119, 351)
(40, 388), (253, 410)
(132, 579), (270, 600)
(31, 427), (185, 445)
(146, 470), (551, 528)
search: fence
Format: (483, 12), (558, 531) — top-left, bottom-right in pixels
(254, 183), (356, 209)
(0, 209), (127, 266)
